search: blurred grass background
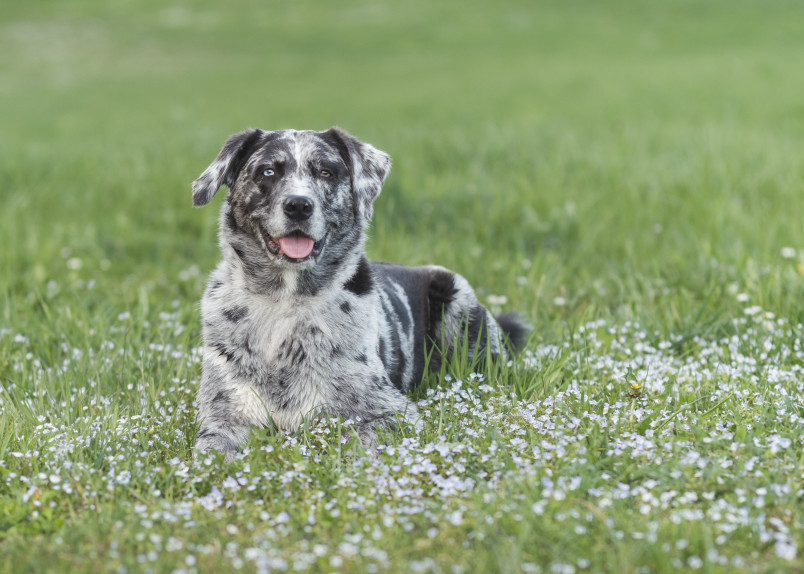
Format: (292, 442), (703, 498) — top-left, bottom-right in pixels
(2, 0), (804, 335)
(2, 2), (804, 571)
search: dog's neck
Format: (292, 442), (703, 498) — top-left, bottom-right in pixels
(220, 233), (366, 306)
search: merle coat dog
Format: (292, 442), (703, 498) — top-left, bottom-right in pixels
(192, 127), (528, 456)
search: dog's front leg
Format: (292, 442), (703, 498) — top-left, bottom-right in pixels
(195, 367), (257, 460)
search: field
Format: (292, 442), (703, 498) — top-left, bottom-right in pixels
(1, 0), (803, 572)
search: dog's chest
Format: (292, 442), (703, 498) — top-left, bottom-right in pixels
(209, 285), (376, 392)
(250, 308), (337, 366)
(255, 306), (370, 424)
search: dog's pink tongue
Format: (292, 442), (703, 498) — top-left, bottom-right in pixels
(279, 235), (314, 259)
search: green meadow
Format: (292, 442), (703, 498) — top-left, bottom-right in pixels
(1, 0), (802, 572)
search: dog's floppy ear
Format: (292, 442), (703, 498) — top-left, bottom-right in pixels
(324, 127), (391, 221)
(192, 128), (263, 207)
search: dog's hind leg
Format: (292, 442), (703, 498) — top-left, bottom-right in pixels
(426, 266), (529, 369)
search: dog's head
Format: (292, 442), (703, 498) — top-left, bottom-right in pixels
(193, 127), (390, 277)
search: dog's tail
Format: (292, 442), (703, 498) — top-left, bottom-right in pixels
(496, 313), (531, 353)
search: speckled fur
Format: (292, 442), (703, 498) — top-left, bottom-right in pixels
(191, 127), (528, 457)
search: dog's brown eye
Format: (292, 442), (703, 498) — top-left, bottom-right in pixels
(320, 169), (331, 178)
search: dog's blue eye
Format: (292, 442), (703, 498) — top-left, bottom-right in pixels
(263, 168), (275, 177)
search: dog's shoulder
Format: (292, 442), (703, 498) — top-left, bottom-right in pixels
(201, 264), (250, 326)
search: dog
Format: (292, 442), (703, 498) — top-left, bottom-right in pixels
(192, 127), (529, 456)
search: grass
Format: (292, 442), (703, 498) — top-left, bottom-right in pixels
(1, 0), (803, 572)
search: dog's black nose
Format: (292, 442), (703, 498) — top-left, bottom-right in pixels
(283, 195), (314, 221)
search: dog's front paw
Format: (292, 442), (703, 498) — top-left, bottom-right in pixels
(195, 429), (240, 462)
(356, 424), (380, 454)
(354, 412), (415, 455)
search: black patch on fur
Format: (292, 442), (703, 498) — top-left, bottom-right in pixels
(344, 257), (374, 296)
(245, 189), (267, 214)
(225, 203), (240, 232)
(355, 353), (368, 364)
(293, 226), (363, 298)
(210, 340), (235, 363)
(261, 371), (288, 389)
(208, 279), (224, 295)
(243, 335), (255, 356)
(331, 345), (343, 358)
(320, 129), (357, 214)
(222, 129), (270, 188)
(294, 271), (323, 298)
(385, 286), (412, 334)
(320, 129), (354, 176)
(197, 428), (217, 439)
(276, 375), (288, 389)
(427, 270), (457, 334)
(378, 291), (405, 387)
(231, 244), (246, 261)
(331, 377), (361, 410)
(385, 286), (412, 387)
(371, 375), (393, 390)
(212, 390), (230, 404)
(340, 301), (351, 314)
(424, 269), (460, 375)
(222, 306), (248, 323)
(394, 343), (406, 388)
(466, 305), (488, 355)
(378, 337), (386, 363)
(371, 262), (434, 392)
(496, 313), (531, 352)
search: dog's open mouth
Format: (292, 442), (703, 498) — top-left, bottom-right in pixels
(263, 230), (326, 263)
